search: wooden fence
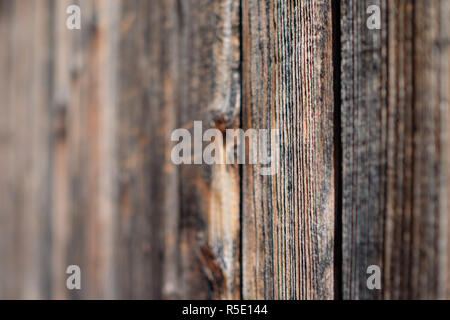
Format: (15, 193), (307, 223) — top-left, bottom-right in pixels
(0, 0), (449, 300)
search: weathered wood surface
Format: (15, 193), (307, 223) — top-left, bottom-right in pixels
(242, 0), (336, 299)
(116, 0), (174, 299)
(175, 0), (241, 300)
(3, 0), (450, 301)
(45, 0), (119, 299)
(0, 0), (241, 299)
(117, 0), (241, 299)
(341, 0), (450, 299)
(0, 0), (54, 299)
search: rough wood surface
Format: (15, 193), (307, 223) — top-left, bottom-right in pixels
(111, 0), (242, 300)
(341, 0), (450, 299)
(175, 0), (241, 300)
(5, 0), (450, 301)
(242, 0), (336, 299)
(0, 0), (242, 300)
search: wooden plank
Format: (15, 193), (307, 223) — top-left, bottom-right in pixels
(341, 0), (450, 299)
(0, 0), (12, 297)
(115, 0), (241, 299)
(0, 0), (54, 299)
(48, 0), (120, 299)
(51, 0), (71, 300)
(115, 0), (179, 299)
(242, 0), (336, 299)
(176, 0), (241, 300)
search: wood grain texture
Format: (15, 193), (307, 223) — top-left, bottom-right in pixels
(176, 0), (241, 299)
(116, 0), (241, 299)
(0, 0), (242, 299)
(341, 0), (450, 299)
(242, 0), (335, 299)
(10, 0), (450, 301)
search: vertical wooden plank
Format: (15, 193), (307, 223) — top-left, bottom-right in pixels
(52, 0), (119, 299)
(341, 0), (385, 300)
(242, 0), (335, 299)
(341, 0), (450, 299)
(175, 0), (241, 300)
(0, 0), (11, 297)
(31, 0), (54, 300)
(0, 0), (17, 299)
(51, 0), (71, 299)
(96, 0), (120, 299)
(0, 0), (54, 299)
(444, 1), (450, 300)
(116, 0), (179, 299)
(67, 0), (102, 299)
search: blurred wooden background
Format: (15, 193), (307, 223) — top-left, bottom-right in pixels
(0, 0), (449, 300)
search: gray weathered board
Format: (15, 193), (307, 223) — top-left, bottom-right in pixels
(341, 0), (450, 299)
